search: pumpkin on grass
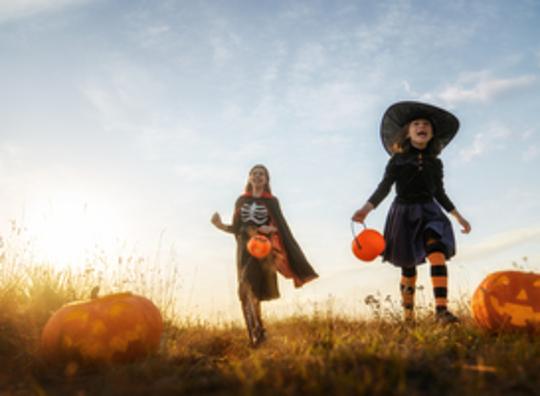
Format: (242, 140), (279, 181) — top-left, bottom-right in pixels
(471, 270), (540, 331)
(41, 292), (163, 363)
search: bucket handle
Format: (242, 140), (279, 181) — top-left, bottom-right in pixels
(351, 220), (366, 251)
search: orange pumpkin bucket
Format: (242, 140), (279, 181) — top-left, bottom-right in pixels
(247, 234), (272, 259)
(351, 222), (386, 262)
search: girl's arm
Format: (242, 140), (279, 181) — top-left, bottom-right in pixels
(352, 157), (395, 223)
(366, 158), (396, 208)
(352, 202), (374, 223)
(433, 159), (471, 233)
(211, 212), (235, 234)
(450, 209), (471, 234)
(212, 197), (243, 234)
(433, 159), (456, 212)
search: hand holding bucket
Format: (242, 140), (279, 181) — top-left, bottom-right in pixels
(351, 221), (386, 262)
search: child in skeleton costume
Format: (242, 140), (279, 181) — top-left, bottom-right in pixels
(352, 101), (471, 323)
(212, 165), (318, 346)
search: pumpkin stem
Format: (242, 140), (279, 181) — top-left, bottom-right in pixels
(90, 286), (100, 299)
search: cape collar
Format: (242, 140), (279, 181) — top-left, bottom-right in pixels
(243, 191), (273, 199)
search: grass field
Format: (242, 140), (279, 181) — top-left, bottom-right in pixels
(1, 231), (539, 395)
(2, 309), (540, 395)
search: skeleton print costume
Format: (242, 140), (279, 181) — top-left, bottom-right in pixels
(223, 191), (318, 346)
(240, 201), (269, 226)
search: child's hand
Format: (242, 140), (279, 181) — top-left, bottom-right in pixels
(451, 210), (471, 234)
(352, 202), (374, 223)
(258, 225), (277, 234)
(211, 212), (223, 228)
(458, 216), (471, 234)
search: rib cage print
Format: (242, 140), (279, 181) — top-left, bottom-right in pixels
(240, 202), (269, 225)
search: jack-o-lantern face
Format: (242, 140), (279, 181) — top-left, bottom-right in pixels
(41, 292), (163, 363)
(471, 271), (540, 331)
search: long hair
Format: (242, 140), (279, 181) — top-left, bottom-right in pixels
(244, 164), (272, 194)
(390, 120), (442, 156)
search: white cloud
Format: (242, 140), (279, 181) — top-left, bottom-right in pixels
(459, 133), (486, 162)
(522, 128), (535, 140)
(291, 43), (327, 81)
(437, 72), (537, 105)
(402, 80), (420, 97)
(0, 0), (88, 22)
(523, 145), (539, 162)
(285, 82), (378, 132)
(458, 124), (513, 162)
(80, 60), (166, 131)
(346, 0), (482, 59)
(210, 32), (242, 66)
(459, 226), (540, 261)
(204, 13), (244, 68)
(137, 24), (172, 48)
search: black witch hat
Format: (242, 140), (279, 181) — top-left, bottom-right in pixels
(380, 101), (459, 155)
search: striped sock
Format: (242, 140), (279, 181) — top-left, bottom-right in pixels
(400, 267), (417, 320)
(428, 252), (448, 313)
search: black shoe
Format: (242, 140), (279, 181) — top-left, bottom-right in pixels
(250, 328), (267, 348)
(436, 310), (460, 324)
(255, 328), (267, 346)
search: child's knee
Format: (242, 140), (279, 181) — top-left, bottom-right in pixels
(424, 232), (446, 256)
(401, 266), (417, 278)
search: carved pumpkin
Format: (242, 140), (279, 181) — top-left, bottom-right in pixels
(471, 271), (540, 331)
(246, 234), (272, 259)
(352, 228), (386, 262)
(41, 292), (163, 363)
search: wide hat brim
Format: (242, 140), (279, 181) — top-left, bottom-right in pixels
(380, 101), (459, 155)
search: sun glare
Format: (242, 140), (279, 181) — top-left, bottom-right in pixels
(23, 191), (125, 269)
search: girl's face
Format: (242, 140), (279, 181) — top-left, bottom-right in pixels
(407, 118), (433, 149)
(248, 167), (268, 190)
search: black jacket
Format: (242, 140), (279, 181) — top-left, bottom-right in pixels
(368, 147), (455, 212)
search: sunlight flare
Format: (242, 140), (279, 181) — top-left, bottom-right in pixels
(23, 190), (125, 268)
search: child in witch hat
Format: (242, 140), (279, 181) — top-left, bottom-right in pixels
(352, 101), (471, 323)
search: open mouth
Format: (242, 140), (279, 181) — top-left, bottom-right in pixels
(417, 131), (428, 137)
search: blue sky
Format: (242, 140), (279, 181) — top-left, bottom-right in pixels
(1, 0), (539, 320)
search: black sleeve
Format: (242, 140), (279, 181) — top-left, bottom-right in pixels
(368, 157), (396, 208)
(433, 159), (455, 212)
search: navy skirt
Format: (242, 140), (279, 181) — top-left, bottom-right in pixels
(382, 199), (455, 268)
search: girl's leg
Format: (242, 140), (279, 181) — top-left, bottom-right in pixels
(425, 237), (459, 323)
(427, 251), (448, 312)
(255, 301), (267, 343)
(239, 286), (265, 346)
(400, 266), (417, 321)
